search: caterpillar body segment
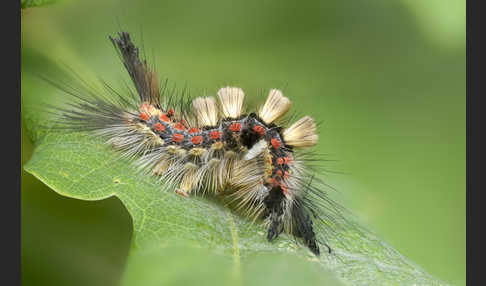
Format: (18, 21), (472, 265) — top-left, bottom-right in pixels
(52, 31), (349, 256)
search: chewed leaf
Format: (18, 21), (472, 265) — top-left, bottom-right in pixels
(24, 130), (450, 286)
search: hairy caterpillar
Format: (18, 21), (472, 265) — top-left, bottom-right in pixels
(49, 31), (351, 256)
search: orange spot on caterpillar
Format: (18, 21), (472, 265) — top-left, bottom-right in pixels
(191, 136), (203, 145)
(139, 112), (150, 121)
(174, 122), (186, 131)
(188, 127), (200, 134)
(229, 123), (242, 132)
(141, 103), (158, 115)
(253, 125), (265, 135)
(283, 157), (291, 164)
(270, 178), (280, 187)
(154, 123), (165, 132)
(168, 109), (175, 116)
(271, 138), (281, 149)
(160, 114), (170, 122)
(280, 184), (289, 195)
(172, 133), (184, 142)
(140, 102), (150, 111)
(276, 157), (284, 165)
(210, 131), (221, 140)
(276, 170), (283, 176)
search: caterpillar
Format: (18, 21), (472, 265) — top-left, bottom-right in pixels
(49, 31), (350, 256)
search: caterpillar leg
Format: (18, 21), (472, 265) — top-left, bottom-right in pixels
(175, 188), (190, 198)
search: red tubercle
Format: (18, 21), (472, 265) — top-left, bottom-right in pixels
(269, 178), (288, 196)
(270, 178), (280, 187)
(283, 171), (290, 179)
(167, 109), (175, 116)
(283, 157), (291, 164)
(280, 184), (289, 195)
(139, 112), (150, 121)
(172, 133), (184, 143)
(188, 127), (200, 134)
(276, 170), (283, 177)
(191, 136), (204, 145)
(154, 123), (165, 132)
(276, 157), (284, 165)
(140, 102), (159, 115)
(160, 114), (170, 123)
(174, 122), (187, 131)
(229, 123), (242, 132)
(253, 125), (265, 135)
(140, 102), (150, 111)
(270, 138), (281, 149)
(210, 130), (221, 140)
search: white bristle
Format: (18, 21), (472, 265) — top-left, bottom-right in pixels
(192, 97), (219, 127)
(217, 86), (245, 119)
(244, 139), (268, 160)
(258, 89), (291, 124)
(282, 116), (318, 147)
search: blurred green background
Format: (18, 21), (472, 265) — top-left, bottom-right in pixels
(21, 0), (465, 285)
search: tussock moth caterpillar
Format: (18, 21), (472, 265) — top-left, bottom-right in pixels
(47, 31), (352, 256)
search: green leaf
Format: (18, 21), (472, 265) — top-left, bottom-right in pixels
(121, 242), (345, 286)
(23, 94), (451, 286)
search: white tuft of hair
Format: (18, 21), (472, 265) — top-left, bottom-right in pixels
(244, 139), (268, 160)
(217, 87), (245, 119)
(258, 89), (291, 124)
(192, 97), (219, 127)
(283, 116), (318, 147)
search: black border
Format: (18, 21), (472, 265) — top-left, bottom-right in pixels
(466, 0), (468, 283)
(465, 0), (473, 285)
(7, 0), (21, 285)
